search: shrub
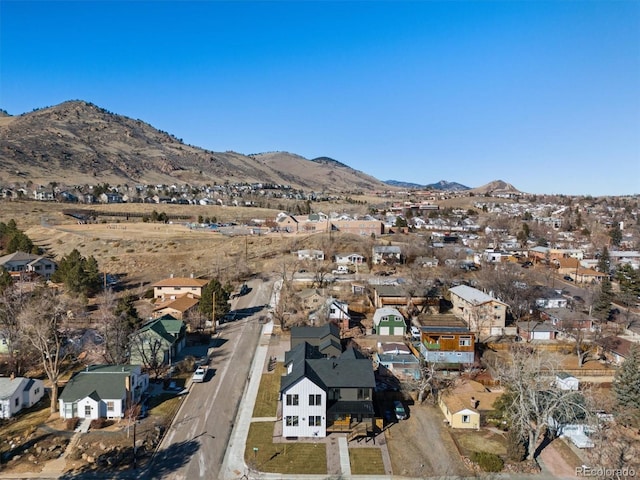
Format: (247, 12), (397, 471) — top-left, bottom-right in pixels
(177, 356), (196, 374)
(90, 418), (113, 429)
(506, 429), (526, 462)
(65, 417), (80, 431)
(471, 451), (504, 472)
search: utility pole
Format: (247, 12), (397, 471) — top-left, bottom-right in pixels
(211, 290), (216, 334)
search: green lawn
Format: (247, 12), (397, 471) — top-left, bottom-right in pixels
(245, 422), (327, 474)
(252, 362), (284, 418)
(350, 448), (386, 475)
(148, 392), (182, 418)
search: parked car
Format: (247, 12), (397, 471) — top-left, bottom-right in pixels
(192, 366), (207, 383)
(393, 400), (407, 420)
(563, 275), (574, 282)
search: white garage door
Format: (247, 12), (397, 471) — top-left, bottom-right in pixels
(379, 327), (390, 336)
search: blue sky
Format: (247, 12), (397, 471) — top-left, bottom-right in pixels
(1, 1), (639, 196)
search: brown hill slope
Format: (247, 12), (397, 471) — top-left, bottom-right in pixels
(469, 179), (521, 195)
(0, 100), (387, 192)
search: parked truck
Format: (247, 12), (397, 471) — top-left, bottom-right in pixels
(332, 265), (351, 275)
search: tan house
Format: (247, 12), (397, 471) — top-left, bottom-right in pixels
(573, 268), (608, 284)
(152, 295), (200, 320)
(439, 380), (502, 429)
(331, 219), (384, 236)
(448, 285), (508, 340)
(152, 276), (208, 300)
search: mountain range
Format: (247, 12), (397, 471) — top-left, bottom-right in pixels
(0, 100), (520, 194)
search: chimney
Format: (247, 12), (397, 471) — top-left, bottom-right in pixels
(471, 396), (479, 409)
(9, 372), (15, 381)
(190, 273), (194, 278)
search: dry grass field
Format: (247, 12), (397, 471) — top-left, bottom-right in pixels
(0, 200), (374, 287)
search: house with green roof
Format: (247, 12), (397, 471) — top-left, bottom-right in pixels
(129, 315), (186, 368)
(58, 365), (148, 420)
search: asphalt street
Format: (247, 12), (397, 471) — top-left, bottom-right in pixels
(147, 278), (273, 480)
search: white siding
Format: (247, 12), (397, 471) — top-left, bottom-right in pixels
(281, 378), (326, 438)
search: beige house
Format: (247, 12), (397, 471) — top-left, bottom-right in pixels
(152, 295), (200, 320)
(152, 277), (208, 300)
(439, 380), (501, 430)
(449, 285), (508, 340)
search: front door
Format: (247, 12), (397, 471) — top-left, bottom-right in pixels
(84, 405), (92, 418)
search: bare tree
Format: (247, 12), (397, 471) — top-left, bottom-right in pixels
(130, 333), (166, 379)
(0, 286), (29, 375)
(408, 362), (455, 404)
(557, 314), (595, 368)
(586, 421), (640, 476)
(475, 263), (537, 323)
(487, 345), (594, 460)
(18, 288), (77, 413)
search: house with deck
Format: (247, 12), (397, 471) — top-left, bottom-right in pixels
(280, 342), (376, 438)
(416, 320), (475, 365)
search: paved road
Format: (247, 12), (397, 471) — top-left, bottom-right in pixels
(147, 278), (273, 480)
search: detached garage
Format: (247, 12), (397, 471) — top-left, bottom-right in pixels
(373, 307), (406, 336)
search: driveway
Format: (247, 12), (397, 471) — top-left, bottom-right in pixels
(385, 402), (470, 478)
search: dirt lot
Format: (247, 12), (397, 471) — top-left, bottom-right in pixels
(384, 402), (471, 477)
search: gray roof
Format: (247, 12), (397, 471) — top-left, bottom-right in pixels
(373, 246), (401, 254)
(420, 325), (471, 334)
(0, 377), (28, 400)
(449, 285), (506, 306)
(281, 344), (375, 393)
(59, 365), (140, 403)
(290, 323), (340, 342)
(373, 307), (404, 326)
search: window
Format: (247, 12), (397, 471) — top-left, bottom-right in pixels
(174, 287), (182, 291)
(106, 401), (115, 412)
(462, 415), (470, 423)
(459, 336), (471, 346)
(309, 416), (322, 427)
(285, 416), (299, 427)
(309, 394), (321, 406)
(286, 394), (299, 406)
(15, 398), (19, 407)
(442, 335), (454, 339)
(357, 388), (370, 400)
(84, 405), (91, 417)
(34, 388), (40, 395)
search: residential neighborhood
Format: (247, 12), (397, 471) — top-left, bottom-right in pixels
(0, 187), (639, 479)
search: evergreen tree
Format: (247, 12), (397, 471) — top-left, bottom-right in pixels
(612, 345), (640, 427)
(593, 277), (614, 321)
(199, 279), (230, 321)
(0, 267), (12, 293)
(52, 249), (101, 296)
(597, 246), (611, 274)
(609, 224), (622, 247)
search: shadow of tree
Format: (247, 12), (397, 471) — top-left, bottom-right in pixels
(57, 438), (200, 479)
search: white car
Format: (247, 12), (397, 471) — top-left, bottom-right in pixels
(192, 366), (207, 383)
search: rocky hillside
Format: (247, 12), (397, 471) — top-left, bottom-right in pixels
(469, 180), (521, 195)
(0, 100), (387, 192)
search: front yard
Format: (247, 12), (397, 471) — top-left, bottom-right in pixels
(245, 422), (326, 474)
(450, 428), (508, 457)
